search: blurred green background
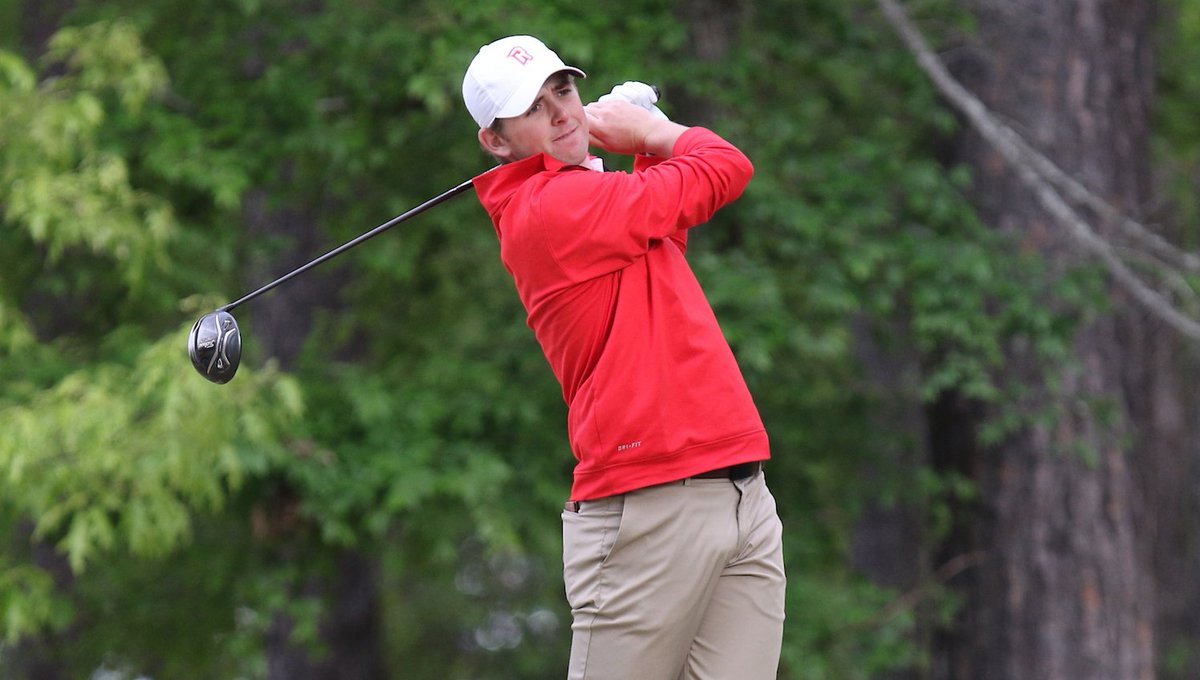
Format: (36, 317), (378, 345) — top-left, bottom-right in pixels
(2, 0), (1198, 677)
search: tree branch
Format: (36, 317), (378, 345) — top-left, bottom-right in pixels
(875, 0), (1200, 341)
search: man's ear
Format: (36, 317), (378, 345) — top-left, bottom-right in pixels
(478, 127), (511, 161)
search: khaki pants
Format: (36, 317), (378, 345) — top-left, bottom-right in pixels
(561, 471), (785, 680)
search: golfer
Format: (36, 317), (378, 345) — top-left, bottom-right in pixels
(462, 35), (785, 680)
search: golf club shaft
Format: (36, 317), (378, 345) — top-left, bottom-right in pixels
(218, 178), (475, 313)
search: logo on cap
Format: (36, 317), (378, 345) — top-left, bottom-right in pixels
(507, 46), (534, 66)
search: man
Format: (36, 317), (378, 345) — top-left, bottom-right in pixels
(462, 35), (785, 680)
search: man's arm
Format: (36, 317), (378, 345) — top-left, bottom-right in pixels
(527, 125), (752, 284)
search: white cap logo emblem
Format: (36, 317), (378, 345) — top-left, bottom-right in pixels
(507, 46), (534, 65)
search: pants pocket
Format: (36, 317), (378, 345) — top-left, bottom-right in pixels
(562, 496), (629, 611)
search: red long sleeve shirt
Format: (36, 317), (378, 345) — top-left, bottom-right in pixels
(473, 127), (769, 500)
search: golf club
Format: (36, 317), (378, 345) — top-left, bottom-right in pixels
(188, 84), (663, 384)
(188, 178), (474, 383)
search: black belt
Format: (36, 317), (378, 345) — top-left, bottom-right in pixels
(563, 461), (764, 512)
(691, 460), (763, 480)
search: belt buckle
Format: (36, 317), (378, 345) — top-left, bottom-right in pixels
(691, 460), (763, 481)
(730, 461), (762, 480)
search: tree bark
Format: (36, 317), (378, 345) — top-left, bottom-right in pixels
(241, 184), (386, 677)
(1122, 304), (1200, 680)
(265, 551), (385, 680)
(933, 1), (1158, 678)
(673, 0), (749, 126)
(17, 0), (71, 59)
(239, 183), (342, 367)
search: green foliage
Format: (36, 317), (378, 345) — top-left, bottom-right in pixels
(781, 570), (922, 680)
(0, 559), (72, 645)
(44, 20), (168, 114)
(1156, 0), (1200, 242)
(0, 327), (302, 643)
(0, 17), (302, 652)
(49, 515), (274, 678)
(0, 22), (172, 289)
(0, 331), (301, 572)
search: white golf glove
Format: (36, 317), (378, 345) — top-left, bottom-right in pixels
(597, 81), (669, 120)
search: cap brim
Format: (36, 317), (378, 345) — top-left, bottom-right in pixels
(493, 66), (587, 120)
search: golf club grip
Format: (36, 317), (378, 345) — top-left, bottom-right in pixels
(218, 178), (474, 313)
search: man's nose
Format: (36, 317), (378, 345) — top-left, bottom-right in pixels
(547, 100), (568, 123)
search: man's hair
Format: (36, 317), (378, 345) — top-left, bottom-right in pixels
(481, 118), (507, 164)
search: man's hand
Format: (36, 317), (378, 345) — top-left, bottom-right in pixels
(597, 81), (669, 120)
(585, 100), (688, 157)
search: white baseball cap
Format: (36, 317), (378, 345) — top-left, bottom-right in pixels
(462, 35), (586, 129)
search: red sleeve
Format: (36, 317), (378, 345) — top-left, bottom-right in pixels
(533, 127), (752, 282)
(633, 151), (689, 254)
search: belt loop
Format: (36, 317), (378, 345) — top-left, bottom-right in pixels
(564, 500), (581, 513)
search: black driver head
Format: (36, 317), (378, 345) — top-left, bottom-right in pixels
(188, 310), (241, 384)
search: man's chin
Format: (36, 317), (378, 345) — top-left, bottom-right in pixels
(550, 145), (590, 167)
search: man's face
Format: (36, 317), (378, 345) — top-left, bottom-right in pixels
(481, 73), (589, 165)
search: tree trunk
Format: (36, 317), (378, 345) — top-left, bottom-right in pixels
(933, 1), (1158, 678)
(239, 182), (345, 369)
(240, 185), (385, 677)
(673, 0), (749, 126)
(17, 0), (71, 59)
(1123, 306), (1200, 680)
(265, 551), (385, 680)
